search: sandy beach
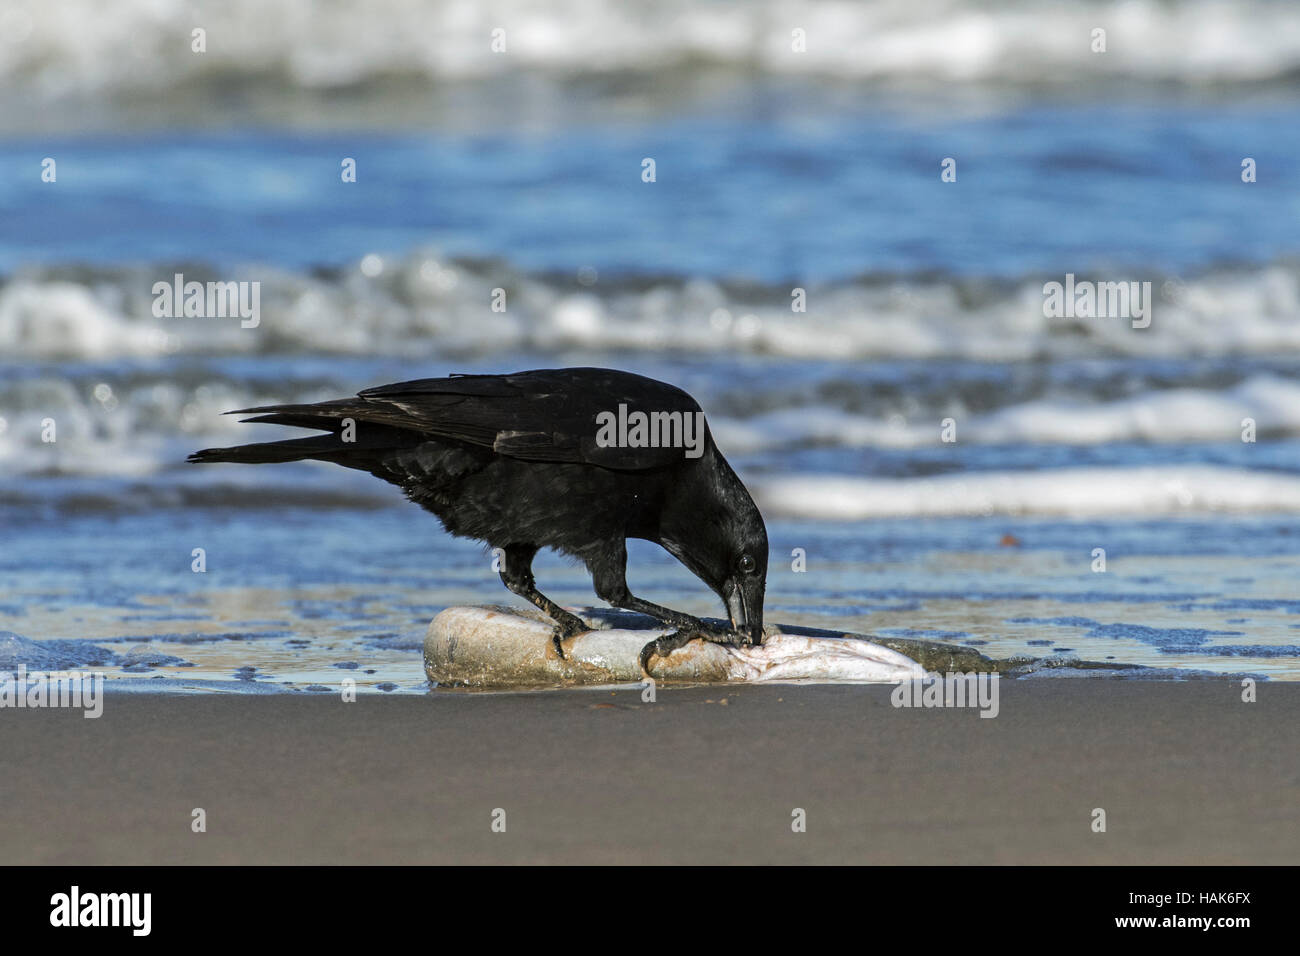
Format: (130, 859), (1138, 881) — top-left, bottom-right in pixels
(3, 681), (1295, 865)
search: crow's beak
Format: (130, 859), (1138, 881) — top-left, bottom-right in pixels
(726, 582), (763, 646)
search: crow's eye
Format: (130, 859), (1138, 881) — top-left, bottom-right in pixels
(738, 554), (756, 574)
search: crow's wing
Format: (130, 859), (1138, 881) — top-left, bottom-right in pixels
(235, 367), (709, 471)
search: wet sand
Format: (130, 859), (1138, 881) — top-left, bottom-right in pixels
(3, 681), (1296, 864)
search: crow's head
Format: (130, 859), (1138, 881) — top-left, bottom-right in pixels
(716, 490), (768, 646)
(660, 448), (768, 645)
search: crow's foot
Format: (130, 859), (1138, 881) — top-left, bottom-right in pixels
(549, 611), (590, 660)
(697, 623), (745, 645)
(637, 623), (744, 677)
(638, 629), (688, 677)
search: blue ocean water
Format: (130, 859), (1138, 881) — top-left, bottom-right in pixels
(2, 103), (1297, 279)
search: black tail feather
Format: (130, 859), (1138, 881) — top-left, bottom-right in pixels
(187, 434), (352, 465)
(224, 398), (429, 434)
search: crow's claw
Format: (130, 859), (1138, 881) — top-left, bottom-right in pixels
(638, 624), (746, 677)
(550, 614), (589, 660)
(639, 630), (689, 677)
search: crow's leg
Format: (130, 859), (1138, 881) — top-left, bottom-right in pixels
(590, 549), (735, 637)
(498, 544), (588, 657)
(589, 547), (738, 676)
(612, 592), (733, 638)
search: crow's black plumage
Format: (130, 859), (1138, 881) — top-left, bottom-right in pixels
(188, 367), (768, 661)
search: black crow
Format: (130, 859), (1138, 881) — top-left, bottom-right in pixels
(188, 367), (768, 664)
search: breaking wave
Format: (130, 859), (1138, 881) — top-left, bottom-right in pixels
(6, 0), (1300, 99)
(4, 256), (1300, 362)
(753, 466), (1300, 519)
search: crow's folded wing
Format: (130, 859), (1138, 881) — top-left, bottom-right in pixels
(235, 367), (709, 471)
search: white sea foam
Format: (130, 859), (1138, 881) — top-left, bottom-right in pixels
(712, 376), (1300, 452)
(4, 258), (1300, 363)
(4, 0), (1299, 97)
(753, 466), (1300, 519)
